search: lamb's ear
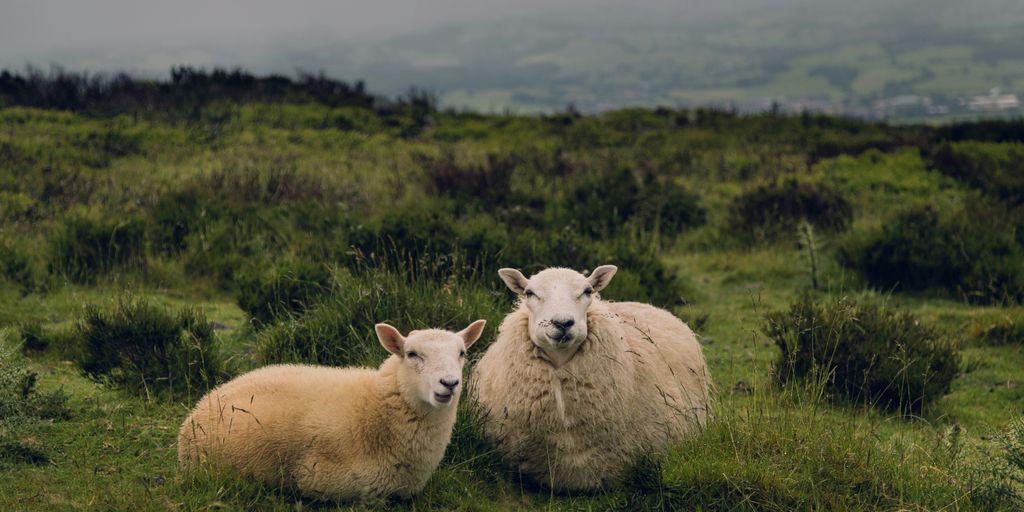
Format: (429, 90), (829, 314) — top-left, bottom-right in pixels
(588, 265), (618, 292)
(375, 323), (405, 355)
(498, 268), (529, 295)
(457, 319), (487, 349)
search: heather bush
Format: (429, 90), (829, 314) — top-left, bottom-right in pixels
(765, 295), (959, 413)
(729, 179), (853, 244)
(77, 297), (223, 400)
(838, 203), (1024, 304)
(927, 141), (1024, 206)
(235, 261), (332, 327)
(0, 345), (70, 468)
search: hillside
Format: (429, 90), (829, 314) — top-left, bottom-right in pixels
(0, 70), (1023, 510)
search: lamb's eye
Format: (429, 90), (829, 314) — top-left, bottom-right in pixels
(407, 351), (421, 359)
(525, 289), (536, 298)
(583, 288), (594, 296)
(459, 350), (466, 358)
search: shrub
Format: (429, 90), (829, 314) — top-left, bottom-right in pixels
(729, 179), (853, 243)
(256, 267), (506, 367)
(838, 203), (1024, 304)
(17, 320), (50, 352)
(236, 261), (332, 327)
(765, 295), (959, 414)
(927, 141), (1024, 206)
(560, 166), (706, 238)
(974, 417), (1024, 508)
(422, 151), (517, 208)
(0, 239), (40, 293)
(49, 212), (147, 283)
(0, 345), (70, 468)
(77, 297), (223, 400)
(972, 318), (1024, 346)
(149, 190), (205, 254)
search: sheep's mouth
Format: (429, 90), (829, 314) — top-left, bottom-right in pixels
(546, 330), (576, 345)
(433, 391), (453, 404)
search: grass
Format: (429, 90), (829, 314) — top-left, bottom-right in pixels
(2, 84), (1024, 510)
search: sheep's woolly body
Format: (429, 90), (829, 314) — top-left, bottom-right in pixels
(471, 299), (710, 491)
(178, 359), (457, 501)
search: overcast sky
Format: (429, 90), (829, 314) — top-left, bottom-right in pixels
(0, 0), (678, 61)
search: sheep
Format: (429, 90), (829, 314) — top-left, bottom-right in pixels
(178, 319), (486, 502)
(470, 265), (710, 491)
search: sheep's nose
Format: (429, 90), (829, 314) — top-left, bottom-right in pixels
(551, 318), (575, 330)
(440, 377), (460, 389)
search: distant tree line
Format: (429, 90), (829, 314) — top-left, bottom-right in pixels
(0, 66), (436, 120)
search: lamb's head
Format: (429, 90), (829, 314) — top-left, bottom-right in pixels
(375, 320), (486, 408)
(498, 265), (617, 365)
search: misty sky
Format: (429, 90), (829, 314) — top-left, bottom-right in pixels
(0, 0), (680, 64)
(3, 0), (1014, 71)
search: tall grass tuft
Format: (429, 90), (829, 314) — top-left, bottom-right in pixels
(49, 211), (147, 283)
(77, 296), (224, 401)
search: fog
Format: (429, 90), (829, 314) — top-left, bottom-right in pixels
(2, 0), (1023, 113)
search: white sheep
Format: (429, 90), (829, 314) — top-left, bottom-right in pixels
(178, 319), (486, 502)
(471, 265), (710, 491)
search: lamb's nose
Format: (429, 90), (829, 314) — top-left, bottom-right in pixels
(440, 377), (460, 389)
(551, 318), (575, 330)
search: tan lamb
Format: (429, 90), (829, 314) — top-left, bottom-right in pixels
(178, 319), (486, 502)
(471, 265), (710, 491)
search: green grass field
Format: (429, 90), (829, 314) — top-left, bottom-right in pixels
(1, 85), (1023, 510)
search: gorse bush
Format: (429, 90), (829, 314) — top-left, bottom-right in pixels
(839, 203), (1024, 304)
(236, 261), (333, 327)
(256, 267), (506, 367)
(49, 212), (147, 283)
(765, 295), (959, 413)
(78, 297), (223, 400)
(729, 179), (853, 243)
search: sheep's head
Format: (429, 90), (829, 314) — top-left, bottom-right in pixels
(498, 265), (617, 366)
(375, 320), (486, 409)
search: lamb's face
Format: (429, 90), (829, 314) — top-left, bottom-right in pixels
(375, 321), (486, 409)
(498, 266), (617, 356)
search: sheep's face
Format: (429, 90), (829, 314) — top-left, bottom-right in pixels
(498, 266), (617, 364)
(375, 320), (486, 409)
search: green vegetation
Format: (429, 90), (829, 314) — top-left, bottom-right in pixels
(1, 70), (1023, 510)
(766, 295), (959, 413)
(78, 297), (224, 401)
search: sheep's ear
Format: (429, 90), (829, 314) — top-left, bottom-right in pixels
(498, 268), (529, 295)
(375, 323), (405, 355)
(457, 319), (487, 349)
(588, 265), (618, 292)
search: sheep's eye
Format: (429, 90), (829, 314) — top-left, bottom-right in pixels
(407, 351), (421, 359)
(583, 288), (594, 296)
(525, 289), (536, 298)
(459, 350), (466, 358)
